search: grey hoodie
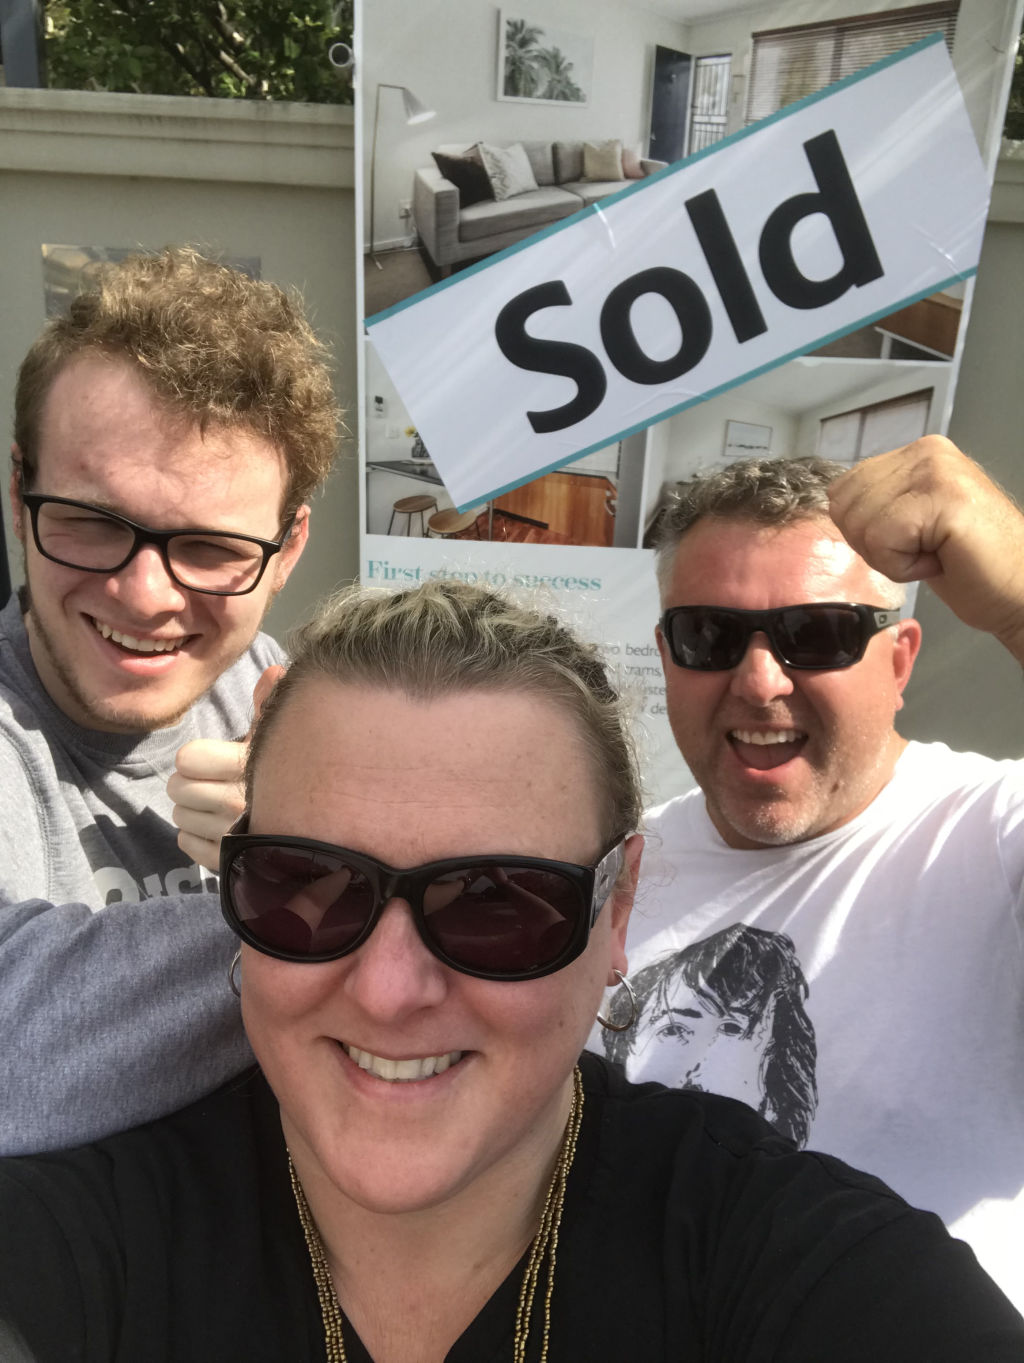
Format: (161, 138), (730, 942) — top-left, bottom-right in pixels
(0, 593), (283, 1154)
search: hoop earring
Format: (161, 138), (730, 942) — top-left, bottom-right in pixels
(596, 969), (637, 1032)
(228, 950), (242, 998)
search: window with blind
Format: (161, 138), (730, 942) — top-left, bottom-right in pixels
(745, 3), (959, 125)
(817, 388), (934, 462)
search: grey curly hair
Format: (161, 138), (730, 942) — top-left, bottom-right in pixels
(654, 456), (905, 608)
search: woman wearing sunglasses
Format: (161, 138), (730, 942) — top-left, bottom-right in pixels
(0, 580), (1021, 1361)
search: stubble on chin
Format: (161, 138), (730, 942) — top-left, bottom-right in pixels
(705, 767), (836, 849)
(21, 563), (277, 734)
(25, 604), (201, 733)
(709, 796), (813, 849)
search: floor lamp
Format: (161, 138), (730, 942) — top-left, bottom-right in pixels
(369, 83), (436, 270)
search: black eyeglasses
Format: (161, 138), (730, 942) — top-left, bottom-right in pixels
(220, 818), (625, 982)
(660, 602), (900, 672)
(21, 493), (296, 597)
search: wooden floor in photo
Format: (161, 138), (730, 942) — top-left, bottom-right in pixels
(363, 246), (434, 316)
(435, 511), (573, 546)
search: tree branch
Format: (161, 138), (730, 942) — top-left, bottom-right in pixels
(210, 2), (247, 53)
(214, 44), (264, 94)
(161, 34), (216, 95)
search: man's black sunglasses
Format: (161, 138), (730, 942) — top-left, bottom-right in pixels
(660, 602), (900, 672)
(220, 817), (626, 983)
(21, 492), (295, 597)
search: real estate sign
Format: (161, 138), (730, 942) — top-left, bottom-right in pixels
(366, 35), (990, 509)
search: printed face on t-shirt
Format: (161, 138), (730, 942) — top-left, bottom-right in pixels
(634, 978), (773, 1102)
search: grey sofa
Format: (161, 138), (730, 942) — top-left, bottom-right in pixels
(413, 139), (666, 276)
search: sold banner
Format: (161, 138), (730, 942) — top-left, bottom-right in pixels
(365, 34), (990, 509)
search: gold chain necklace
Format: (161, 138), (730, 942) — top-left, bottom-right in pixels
(288, 1065), (584, 1363)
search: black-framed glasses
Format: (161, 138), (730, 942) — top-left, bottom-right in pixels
(220, 817), (626, 982)
(660, 602), (900, 672)
(21, 493), (296, 597)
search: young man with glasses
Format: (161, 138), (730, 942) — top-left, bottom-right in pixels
(601, 436), (1024, 1311)
(0, 247), (339, 1155)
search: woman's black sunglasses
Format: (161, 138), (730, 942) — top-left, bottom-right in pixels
(660, 602), (900, 672)
(220, 818), (626, 982)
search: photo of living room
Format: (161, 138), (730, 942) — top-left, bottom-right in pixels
(363, 0), (690, 316)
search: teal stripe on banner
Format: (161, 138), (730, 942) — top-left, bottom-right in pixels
(365, 31), (944, 330)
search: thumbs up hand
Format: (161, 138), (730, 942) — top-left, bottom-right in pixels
(168, 665), (285, 874)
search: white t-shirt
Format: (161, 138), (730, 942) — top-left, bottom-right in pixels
(592, 741), (1024, 1311)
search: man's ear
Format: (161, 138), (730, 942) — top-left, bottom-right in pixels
(272, 504), (310, 588)
(608, 832), (643, 982)
(892, 617), (923, 710)
(9, 448), (26, 544)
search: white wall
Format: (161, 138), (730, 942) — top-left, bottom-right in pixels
(363, 0), (689, 249)
(0, 89), (357, 642)
(900, 151), (1024, 756)
(661, 390), (799, 483)
(642, 413), (670, 526)
(365, 338), (419, 463)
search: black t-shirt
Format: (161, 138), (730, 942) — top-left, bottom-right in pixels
(0, 1054), (1020, 1362)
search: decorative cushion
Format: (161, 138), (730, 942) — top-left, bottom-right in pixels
(476, 141), (539, 200)
(431, 150), (494, 207)
(583, 139), (624, 182)
(621, 144), (646, 179)
(436, 143), (480, 159)
(553, 141), (584, 184)
(521, 140), (556, 186)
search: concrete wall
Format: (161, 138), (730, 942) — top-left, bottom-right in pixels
(0, 88), (357, 643)
(899, 149), (1024, 755)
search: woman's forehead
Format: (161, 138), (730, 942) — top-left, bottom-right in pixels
(249, 678), (606, 864)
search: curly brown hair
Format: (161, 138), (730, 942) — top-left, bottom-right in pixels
(14, 247), (340, 517)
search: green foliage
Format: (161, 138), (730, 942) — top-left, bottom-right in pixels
(44, 0), (353, 103)
(1005, 23), (1023, 141)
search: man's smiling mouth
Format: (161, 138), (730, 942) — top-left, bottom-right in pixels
(92, 618), (186, 654)
(730, 728), (803, 746)
(729, 728), (807, 771)
(343, 1044), (464, 1083)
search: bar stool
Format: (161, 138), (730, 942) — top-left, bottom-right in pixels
(388, 494), (437, 536)
(428, 508), (481, 539)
